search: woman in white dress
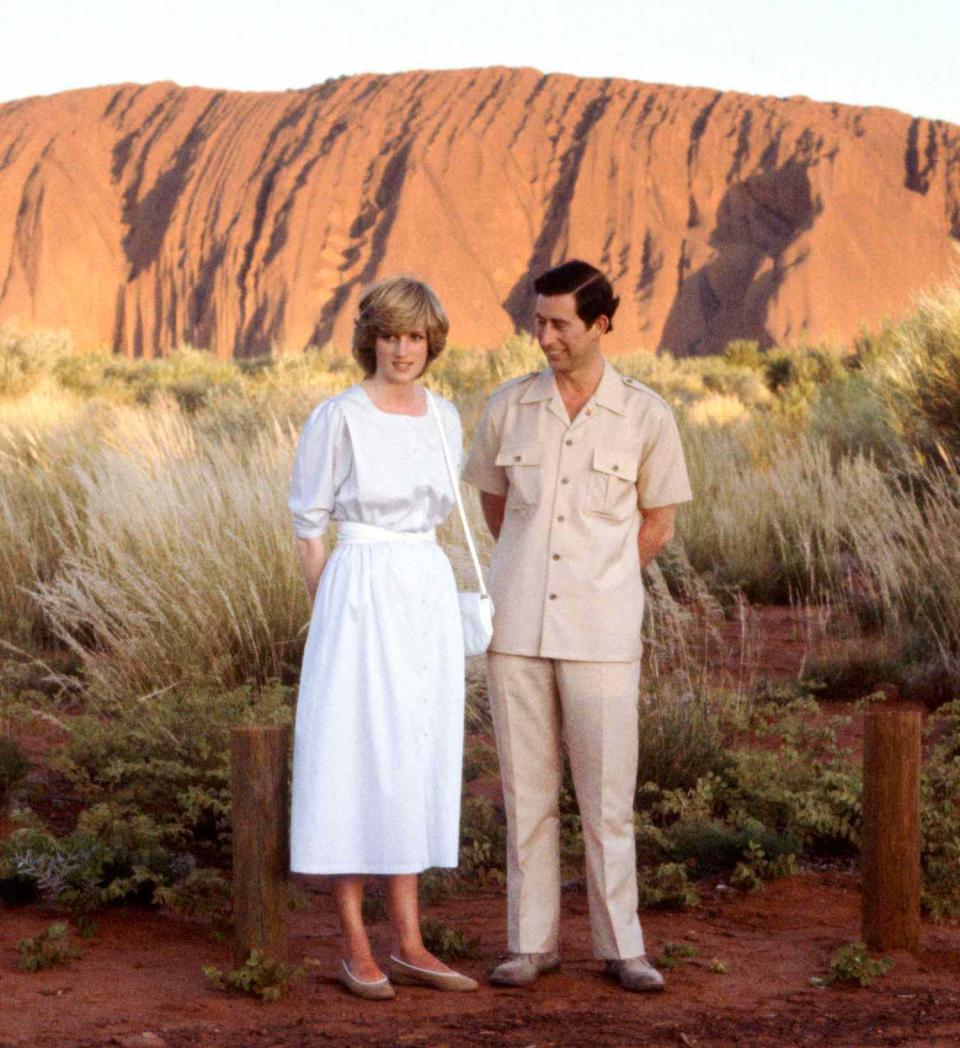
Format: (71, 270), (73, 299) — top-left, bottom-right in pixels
(288, 276), (477, 998)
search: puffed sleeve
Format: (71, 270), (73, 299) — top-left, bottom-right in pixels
(637, 406), (693, 509)
(462, 396), (507, 495)
(289, 399), (346, 538)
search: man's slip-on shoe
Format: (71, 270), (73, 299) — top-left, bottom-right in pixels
(604, 956), (665, 992)
(387, 955), (479, 992)
(488, 951), (561, 987)
(338, 960), (396, 1000)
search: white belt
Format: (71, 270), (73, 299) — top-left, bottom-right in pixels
(337, 521), (437, 545)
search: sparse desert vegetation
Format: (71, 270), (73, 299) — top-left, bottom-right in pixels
(3, 282), (960, 948)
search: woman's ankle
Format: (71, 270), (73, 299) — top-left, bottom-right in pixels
(391, 943), (451, 972)
(343, 951), (384, 981)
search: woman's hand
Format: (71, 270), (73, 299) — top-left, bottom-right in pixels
(296, 536), (328, 602)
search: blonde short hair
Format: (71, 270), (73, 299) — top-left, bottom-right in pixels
(352, 276), (449, 377)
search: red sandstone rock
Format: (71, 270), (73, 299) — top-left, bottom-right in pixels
(0, 69), (958, 358)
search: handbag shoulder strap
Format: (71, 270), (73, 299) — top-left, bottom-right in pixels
(426, 390), (489, 598)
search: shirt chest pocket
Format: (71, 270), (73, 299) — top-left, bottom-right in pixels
(496, 444), (542, 512)
(585, 446), (639, 520)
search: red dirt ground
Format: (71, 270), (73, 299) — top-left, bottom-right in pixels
(4, 873), (960, 1048)
(3, 608), (958, 1048)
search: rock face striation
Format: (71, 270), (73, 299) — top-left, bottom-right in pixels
(1, 68), (959, 357)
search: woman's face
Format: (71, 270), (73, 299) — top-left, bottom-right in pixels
(373, 326), (429, 384)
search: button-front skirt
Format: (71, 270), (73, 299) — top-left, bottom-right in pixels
(289, 538), (465, 874)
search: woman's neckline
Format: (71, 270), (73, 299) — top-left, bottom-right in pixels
(357, 382), (428, 417)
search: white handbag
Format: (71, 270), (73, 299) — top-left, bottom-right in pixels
(427, 391), (494, 657)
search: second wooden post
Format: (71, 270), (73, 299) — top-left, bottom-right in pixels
(861, 706), (922, 952)
(230, 723), (291, 965)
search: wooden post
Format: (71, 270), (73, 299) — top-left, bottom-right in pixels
(230, 724), (291, 965)
(861, 707), (922, 952)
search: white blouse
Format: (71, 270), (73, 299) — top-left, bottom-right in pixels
(289, 384), (463, 538)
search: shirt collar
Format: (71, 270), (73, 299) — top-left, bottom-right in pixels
(592, 361), (629, 416)
(518, 360), (628, 418)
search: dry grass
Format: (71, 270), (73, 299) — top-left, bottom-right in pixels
(867, 282), (960, 467)
(3, 292), (960, 707)
(30, 403), (309, 707)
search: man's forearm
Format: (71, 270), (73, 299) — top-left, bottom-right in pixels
(637, 505), (677, 568)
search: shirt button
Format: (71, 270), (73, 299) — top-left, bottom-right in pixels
(565, 439), (573, 446)
(514, 455), (521, 462)
(548, 593), (557, 600)
(557, 515), (565, 522)
(612, 464), (619, 472)
(561, 477), (569, 485)
(552, 553), (560, 561)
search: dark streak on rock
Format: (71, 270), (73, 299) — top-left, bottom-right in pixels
(502, 84), (612, 327)
(123, 92), (224, 282)
(508, 75), (550, 149)
(688, 91), (723, 168)
(727, 109), (753, 185)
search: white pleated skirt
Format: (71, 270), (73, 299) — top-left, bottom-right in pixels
(290, 524), (466, 874)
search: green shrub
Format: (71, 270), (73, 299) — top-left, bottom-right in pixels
(697, 358), (771, 406)
(803, 649), (905, 703)
(152, 865), (232, 934)
(0, 807), (220, 917)
(665, 820), (798, 878)
(729, 840), (798, 891)
(637, 862), (700, 910)
(419, 916), (481, 961)
(462, 738), (499, 783)
(866, 284), (960, 467)
(816, 942), (893, 988)
(722, 339), (764, 370)
(18, 922), (81, 972)
(718, 747), (861, 853)
(655, 941), (698, 969)
(638, 691), (860, 872)
(0, 328), (72, 398)
(46, 683), (293, 858)
(763, 345), (844, 398)
(457, 796), (506, 879)
(0, 736), (28, 806)
(636, 688), (732, 794)
(808, 375), (905, 468)
(919, 700), (960, 918)
(2, 826), (111, 913)
(203, 949), (302, 1002)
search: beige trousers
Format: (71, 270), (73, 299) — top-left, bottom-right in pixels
(487, 652), (644, 960)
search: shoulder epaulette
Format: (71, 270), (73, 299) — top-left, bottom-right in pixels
(489, 369), (542, 399)
(620, 374), (670, 409)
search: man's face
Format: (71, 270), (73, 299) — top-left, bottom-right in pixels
(533, 293), (604, 373)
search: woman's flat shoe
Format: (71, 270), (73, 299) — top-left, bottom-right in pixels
(338, 960), (396, 1000)
(387, 955), (479, 992)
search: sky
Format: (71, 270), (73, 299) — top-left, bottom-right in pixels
(2, 0), (959, 124)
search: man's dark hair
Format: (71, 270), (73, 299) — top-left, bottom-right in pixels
(533, 259), (620, 332)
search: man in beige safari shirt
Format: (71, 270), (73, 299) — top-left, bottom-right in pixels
(463, 260), (692, 993)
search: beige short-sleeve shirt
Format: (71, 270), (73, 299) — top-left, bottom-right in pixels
(463, 360), (693, 662)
